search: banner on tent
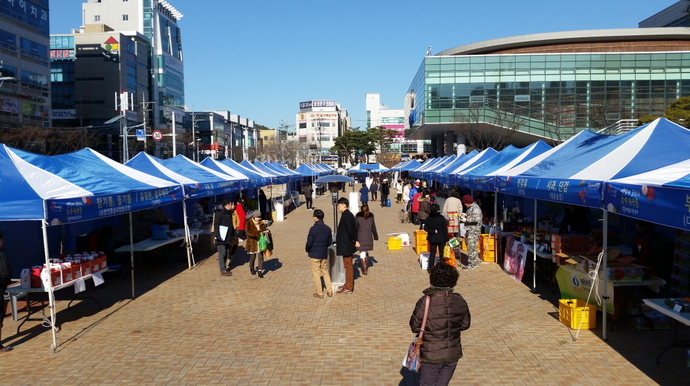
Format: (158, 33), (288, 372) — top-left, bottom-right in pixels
(498, 177), (604, 209)
(605, 183), (690, 231)
(47, 186), (181, 224)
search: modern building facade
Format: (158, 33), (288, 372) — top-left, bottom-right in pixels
(295, 100), (350, 163)
(82, 0), (185, 132)
(405, 28), (690, 156)
(0, 0), (51, 129)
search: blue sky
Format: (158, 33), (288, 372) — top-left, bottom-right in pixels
(51, 0), (672, 130)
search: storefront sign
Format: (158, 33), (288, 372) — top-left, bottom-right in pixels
(51, 109), (76, 119)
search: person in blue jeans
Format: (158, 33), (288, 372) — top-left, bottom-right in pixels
(359, 183), (369, 206)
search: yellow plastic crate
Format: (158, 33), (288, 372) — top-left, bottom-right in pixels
(558, 299), (597, 330)
(481, 249), (495, 262)
(388, 236), (402, 251)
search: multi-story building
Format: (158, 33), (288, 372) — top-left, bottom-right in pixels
(0, 0), (51, 129)
(640, 0), (690, 27)
(295, 100), (349, 165)
(405, 28), (690, 157)
(51, 25), (152, 161)
(365, 93), (425, 158)
(183, 110), (256, 162)
(82, 0), (185, 135)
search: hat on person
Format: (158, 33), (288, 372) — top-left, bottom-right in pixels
(252, 211), (262, 218)
(461, 195), (474, 204)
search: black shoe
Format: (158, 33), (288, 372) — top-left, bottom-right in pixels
(258, 270), (264, 278)
(250, 267), (256, 275)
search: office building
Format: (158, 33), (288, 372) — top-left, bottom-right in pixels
(405, 28), (690, 157)
(296, 100), (350, 164)
(0, 0), (51, 129)
(183, 110), (255, 162)
(82, 0), (185, 133)
(51, 25), (152, 161)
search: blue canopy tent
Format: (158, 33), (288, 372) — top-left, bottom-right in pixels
(251, 161), (289, 185)
(294, 164), (326, 177)
(495, 118), (690, 337)
(456, 142), (552, 192)
(347, 163), (390, 173)
(448, 149), (499, 186)
(242, 160), (287, 185)
(126, 153), (246, 269)
(315, 163), (335, 174)
(408, 157), (446, 179)
(435, 151), (478, 185)
(263, 161), (300, 182)
(4, 145), (182, 351)
(214, 158), (270, 188)
(197, 157), (252, 190)
(396, 159), (422, 172)
(417, 155), (457, 181)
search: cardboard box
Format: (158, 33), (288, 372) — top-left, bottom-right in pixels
(553, 252), (569, 265)
(419, 253), (429, 270)
(602, 263), (644, 282)
(391, 232), (410, 247)
(564, 256), (586, 271)
(20, 268), (31, 288)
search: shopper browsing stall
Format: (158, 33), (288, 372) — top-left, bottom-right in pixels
(460, 195), (482, 270)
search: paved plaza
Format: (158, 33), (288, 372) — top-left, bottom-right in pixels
(1, 192), (689, 385)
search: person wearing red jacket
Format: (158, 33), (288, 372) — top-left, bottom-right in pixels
(411, 190), (423, 225)
(234, 197), (247, 240)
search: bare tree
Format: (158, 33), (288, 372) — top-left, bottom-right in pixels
(451, 100), (527, 151)
(0, 125), (100, 155)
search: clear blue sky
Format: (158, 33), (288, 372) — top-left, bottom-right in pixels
(50, 0), (672, 130)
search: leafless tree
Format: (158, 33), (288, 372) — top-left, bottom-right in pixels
(451, 100), (527, 151)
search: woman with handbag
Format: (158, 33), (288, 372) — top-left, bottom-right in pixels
(245, 211), (267, 278)
(409, 263), (471, 386)
(355, 204), (378, 275)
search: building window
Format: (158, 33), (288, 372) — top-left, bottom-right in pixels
(94, 15), (100, 22)
(123, 14), (129, 21)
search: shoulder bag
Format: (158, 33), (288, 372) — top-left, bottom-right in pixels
(403, 295), (431, 372)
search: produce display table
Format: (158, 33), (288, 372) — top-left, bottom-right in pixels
(114, 229), (202, 253)
(5, 268), (108, 333)
(642, 298), (690, 364)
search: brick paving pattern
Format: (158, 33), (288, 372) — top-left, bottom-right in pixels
(1, 192), (689, 385)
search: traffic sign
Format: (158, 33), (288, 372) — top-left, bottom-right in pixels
(152, 130), (163, 141)
(135, 129), (145, 142)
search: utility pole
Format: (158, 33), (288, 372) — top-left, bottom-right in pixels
(141, 92), (156, 155)
(191, 108), (198, 162)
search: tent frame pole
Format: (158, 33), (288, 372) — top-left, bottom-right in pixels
(602, 210), (609, 341)
(129, 212), (135, 299)
(182, 200), (194, 269)
(533, 199), (537, 292)
(41, 220), (58, 353)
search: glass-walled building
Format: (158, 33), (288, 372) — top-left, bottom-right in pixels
(0, 0), (51, 129)
(406, 28), (690, 154)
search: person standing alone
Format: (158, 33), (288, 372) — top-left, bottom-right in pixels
(410, 263), (471, 386)
(305, 209), (333, 298)
(214, 200), (235, 276)
(246, 211), (268, 278)
(356, 204), (378, 275)
(303, 183), (314, 210)
(460, 195), (482, 270)
(336, 198), (359, 294)
(425, 204), (448, 273)
(380, 179), (390, 207)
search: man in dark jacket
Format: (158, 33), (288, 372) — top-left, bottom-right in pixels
(380, 179), (390, 207)
(305, 209), (333, 298)
(425, 204), (449, 273)
(213, 200), (235, 276)
(410, 263), (470, 386)
(0, 230), (14, 352)
(336, 197), (359, 294)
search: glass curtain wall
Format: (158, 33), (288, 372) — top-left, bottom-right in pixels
(409, 52), (690, 139)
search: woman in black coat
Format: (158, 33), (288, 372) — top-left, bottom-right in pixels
(425, 204), (448, 273)
(336, 197), (359, 293)
(258, 189), (272, 221)
(356, 204), (378, 275)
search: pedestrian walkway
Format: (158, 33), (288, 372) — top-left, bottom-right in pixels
(1, 193), (688, 385)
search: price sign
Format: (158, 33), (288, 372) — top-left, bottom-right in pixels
(152, 130), (163, 141)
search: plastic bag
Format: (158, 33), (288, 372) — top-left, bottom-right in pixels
(258, 233), (268, 252)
